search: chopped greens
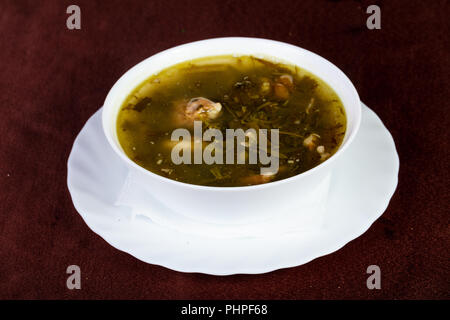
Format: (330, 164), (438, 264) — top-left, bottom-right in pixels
(117, 55), (346, 186)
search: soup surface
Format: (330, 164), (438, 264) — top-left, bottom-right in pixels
(117, 55), (346, 187)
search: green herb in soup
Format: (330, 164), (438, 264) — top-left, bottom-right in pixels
(117, 55), (346, 187)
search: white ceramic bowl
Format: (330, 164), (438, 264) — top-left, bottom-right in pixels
(102, 37), (361, 225)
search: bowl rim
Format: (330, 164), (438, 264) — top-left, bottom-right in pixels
(102, 37), (361, 191)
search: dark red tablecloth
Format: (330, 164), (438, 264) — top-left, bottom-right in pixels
(0, 0), (448, 299)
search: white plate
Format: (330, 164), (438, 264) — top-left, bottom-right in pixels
(67, 102), (399, 275)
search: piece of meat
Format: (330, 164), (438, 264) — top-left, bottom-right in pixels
(172, 97), (222, 128)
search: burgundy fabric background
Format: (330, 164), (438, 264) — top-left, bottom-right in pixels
(0, 0), (448, 299)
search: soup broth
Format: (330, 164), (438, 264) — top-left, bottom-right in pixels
(117, 55), (346, 187)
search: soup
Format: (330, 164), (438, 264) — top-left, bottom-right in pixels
(116, 55), (346, 187)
